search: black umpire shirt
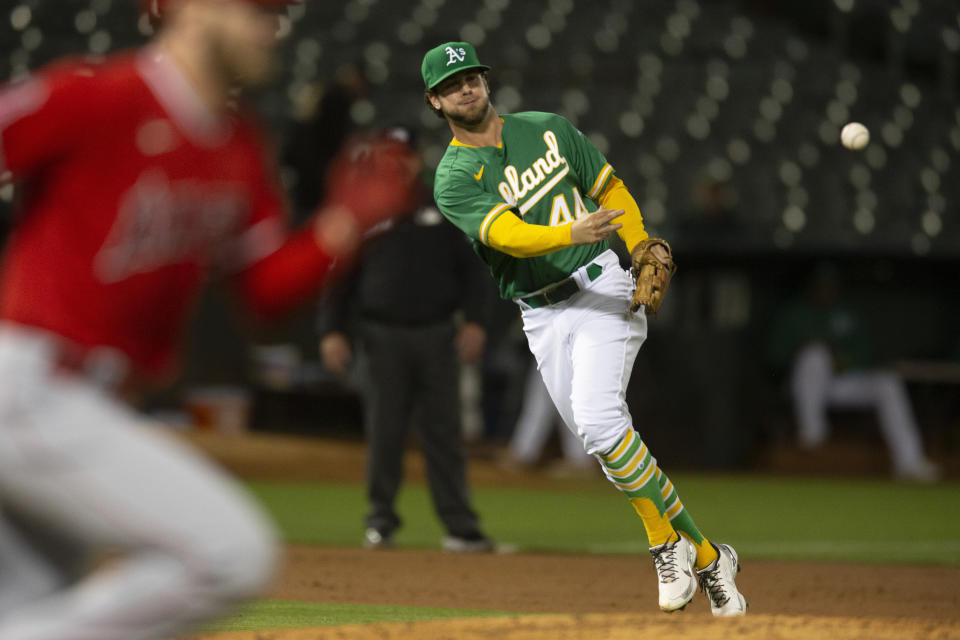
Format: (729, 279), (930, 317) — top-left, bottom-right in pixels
(317, 204), (493, 333)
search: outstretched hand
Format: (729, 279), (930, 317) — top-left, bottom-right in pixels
(314, 131), (422, 257)
(324, 133), (422, 226)
(570, 208), (623, 245)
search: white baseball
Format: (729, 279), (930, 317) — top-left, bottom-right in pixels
(841, 122), (870, 150)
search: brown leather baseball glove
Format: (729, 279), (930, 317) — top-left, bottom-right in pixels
(629, 237), (677, 316)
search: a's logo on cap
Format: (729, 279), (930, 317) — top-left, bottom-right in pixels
(445, 46), (466, 66)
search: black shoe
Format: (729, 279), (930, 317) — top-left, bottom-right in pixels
(441, 532), (496, 552)
(363, 527), (394, 549)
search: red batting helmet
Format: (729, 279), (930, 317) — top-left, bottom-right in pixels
(144, 0), (301, 21)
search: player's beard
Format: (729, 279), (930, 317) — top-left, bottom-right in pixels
(445, 94), (491, 128)
(210, 32), (276, 89)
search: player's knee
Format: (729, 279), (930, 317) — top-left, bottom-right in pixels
(570, 407), (629, 454)
(794, 343), (832, 376)
(872, 373), (908, 401)
(874, 372), (900, 391)
(582, 430), (626, 456)
(220, 519), (277, 600)
(191, 510), (279, 602)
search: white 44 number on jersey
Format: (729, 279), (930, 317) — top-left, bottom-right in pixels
(549, 188), (592, 226)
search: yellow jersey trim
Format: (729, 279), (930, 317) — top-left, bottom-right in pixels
(587, 163), (614, 200)
(450, 118), (506, 149)
(479, 203), (512, 245)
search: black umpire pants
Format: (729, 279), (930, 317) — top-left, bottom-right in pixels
(360, 319), (481, 538)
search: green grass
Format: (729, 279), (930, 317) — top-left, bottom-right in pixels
(203, 600), (515, 632)
(247, 474), (960, 565)
(213, 475), (960, 633)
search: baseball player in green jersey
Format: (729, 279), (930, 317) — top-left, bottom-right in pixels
(421, 42), (747, 616)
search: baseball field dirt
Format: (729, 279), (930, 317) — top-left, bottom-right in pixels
(184, 432), (960, 640)
(191, 545), (960, 639)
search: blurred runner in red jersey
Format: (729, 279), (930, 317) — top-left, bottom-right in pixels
(0, 1), (418, 638)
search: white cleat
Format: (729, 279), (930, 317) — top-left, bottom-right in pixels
(697, 543), (748, 617)
(649, 535), (697, 612)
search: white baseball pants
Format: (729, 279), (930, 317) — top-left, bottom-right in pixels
(519, 250), (647, 456)
(0, 324), (278, 640)
(790, 342), (933, 474)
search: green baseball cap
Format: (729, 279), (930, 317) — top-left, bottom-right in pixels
(421, 41), (491, 90)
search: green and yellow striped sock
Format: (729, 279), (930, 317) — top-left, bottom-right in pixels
(598, 429), (676, 547)
(654, 467), (718, 569)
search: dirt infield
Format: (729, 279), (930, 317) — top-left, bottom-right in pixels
(184, 432), (960, 639)
(189, 545), (960, 639)
(272, 546), (960, 620)
(194, 613), (960, 640)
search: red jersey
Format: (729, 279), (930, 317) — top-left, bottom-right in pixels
(0, 47), (332, 376)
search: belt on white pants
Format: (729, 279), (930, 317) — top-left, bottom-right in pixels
(517, 250), (619, 309)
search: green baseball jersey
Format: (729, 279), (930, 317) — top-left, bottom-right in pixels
(434, 111), (615, 299)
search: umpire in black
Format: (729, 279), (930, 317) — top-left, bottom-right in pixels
(317, 128), (495, 551)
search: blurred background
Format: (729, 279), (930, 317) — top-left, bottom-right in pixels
(1, 0), (958, 478)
